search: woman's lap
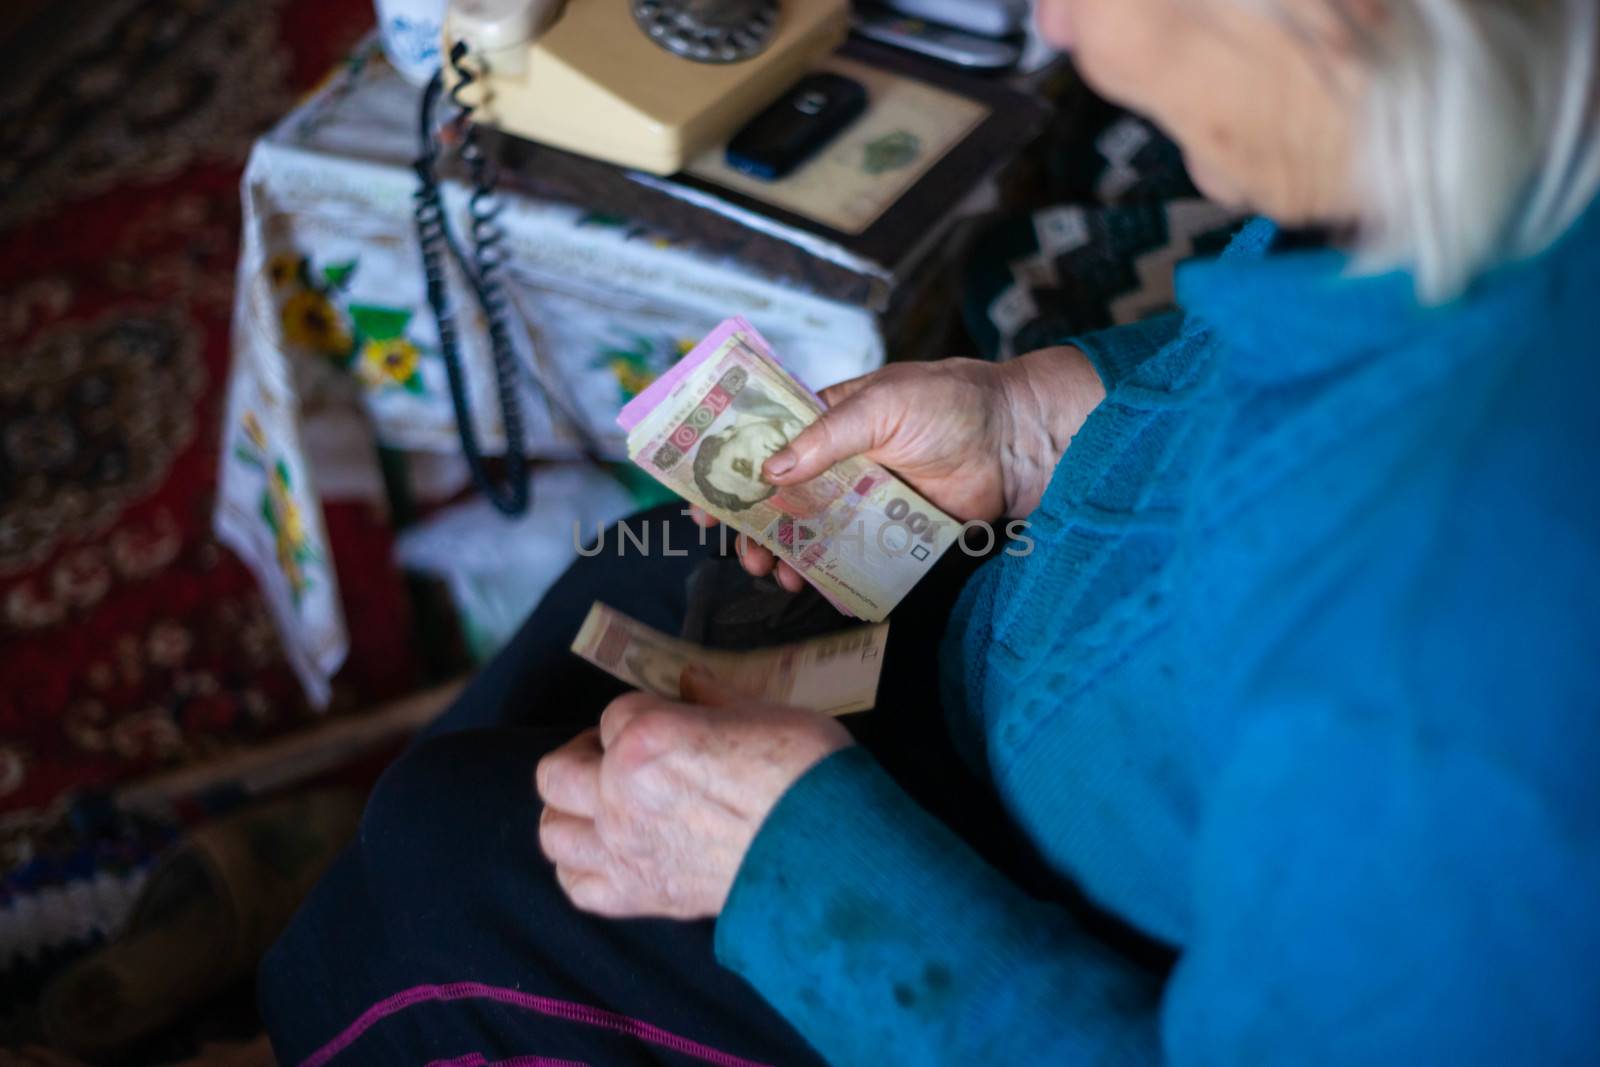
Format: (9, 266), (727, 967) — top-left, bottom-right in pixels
(416, 505), (717, 740)
(260, 505), (1001, 1066)
(260, 727), (825, 1067)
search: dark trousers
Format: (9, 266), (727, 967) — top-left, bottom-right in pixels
(259, 505), (1063, 1067)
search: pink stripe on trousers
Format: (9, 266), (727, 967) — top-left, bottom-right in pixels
(300, 981), (775, 1067)
(425, 1054), (589, 1067)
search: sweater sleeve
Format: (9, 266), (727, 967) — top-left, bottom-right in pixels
(715, 716), (1600, 1065)
(714, 747), (1165, 1064)
(1071, 310), (1185, 393)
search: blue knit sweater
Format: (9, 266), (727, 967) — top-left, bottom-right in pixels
(715, 204), (1600, 1065)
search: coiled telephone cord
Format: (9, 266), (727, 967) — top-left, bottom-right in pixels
(413, 41), (531, 516)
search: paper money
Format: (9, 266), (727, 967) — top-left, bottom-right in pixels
(570, 602), (888, 716)
(618, 318), (957, 621)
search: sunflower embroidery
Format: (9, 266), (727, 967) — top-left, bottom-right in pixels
(269, 253), (303, 290)
(263, 460), (316, 604)
(233, 410), (320, 606)
(357, 336), (423, 390)
(609, 358), (655, 401)
(270, 254), (430, 392)
(269, 465), (307, 546)
(348, 305), (427, 394)
(281, 289), (351, 356)
(242, 410), (268, 453)
(595, 334), (692, 405)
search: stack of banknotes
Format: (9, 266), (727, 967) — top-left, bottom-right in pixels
(618, 317), (956, 621)
(571, 602), (887, 716)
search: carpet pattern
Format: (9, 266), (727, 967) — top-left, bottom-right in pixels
(0, 0), (418, 823)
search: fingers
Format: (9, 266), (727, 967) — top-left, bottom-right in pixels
(555, 866), (629, 918)
(736, 533), (776, 577)
(538, 808), (610, 871)
(736, 534), (805, 592)
(775, 561), (805, 592)
(535, 729), (602, 816)
(705, 508), (777, 582)
(763, 382), (888, 485)
(815, 374), (873, 409)
(598, 690), (658, 749)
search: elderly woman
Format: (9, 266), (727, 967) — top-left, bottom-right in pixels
(261, 0), (1600, 1063)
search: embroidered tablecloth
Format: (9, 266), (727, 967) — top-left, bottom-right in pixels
(218, 40), (885, 705)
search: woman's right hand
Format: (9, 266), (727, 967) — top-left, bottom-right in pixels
(703, 346), (1105, 590)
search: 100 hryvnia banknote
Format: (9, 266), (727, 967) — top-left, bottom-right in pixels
(618, 318), (956, 621)
(571, 602), (887, 715)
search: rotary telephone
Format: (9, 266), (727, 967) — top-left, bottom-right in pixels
(413, 0), (850, 515)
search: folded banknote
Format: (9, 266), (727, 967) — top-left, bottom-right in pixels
(618, 318), (956, 621)
(570, 602), (887, 716)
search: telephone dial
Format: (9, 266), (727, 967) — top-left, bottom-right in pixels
(413, 0), (851, 515)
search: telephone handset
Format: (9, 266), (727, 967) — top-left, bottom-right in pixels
(445, 0), (850, 174)
(415, 0), (849, 516)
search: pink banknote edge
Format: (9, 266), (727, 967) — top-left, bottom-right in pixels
(618, 316), (819, 432)
(616, 316), (857, 618)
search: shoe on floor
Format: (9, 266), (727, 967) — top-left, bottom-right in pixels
(38, 788), (362, 1061)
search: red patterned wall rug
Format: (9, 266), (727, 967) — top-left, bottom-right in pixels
(0, 0), (420, 991)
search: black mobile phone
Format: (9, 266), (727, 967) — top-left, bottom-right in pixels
(725, 72), (869, 181)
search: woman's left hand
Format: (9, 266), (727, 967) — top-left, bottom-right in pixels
(535, 667), (854, 920)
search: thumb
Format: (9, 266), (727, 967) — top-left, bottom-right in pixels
(679, 664), (746, 708)
(763, 386), (885, 485)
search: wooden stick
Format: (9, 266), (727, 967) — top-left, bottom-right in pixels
(116, 680), (466, 812)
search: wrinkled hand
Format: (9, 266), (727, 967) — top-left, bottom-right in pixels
(536, 667), (853, 919)
(694, 347), (1105, 591)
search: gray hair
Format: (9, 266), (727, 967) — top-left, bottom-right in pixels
(1338, 0), (1600, 301)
